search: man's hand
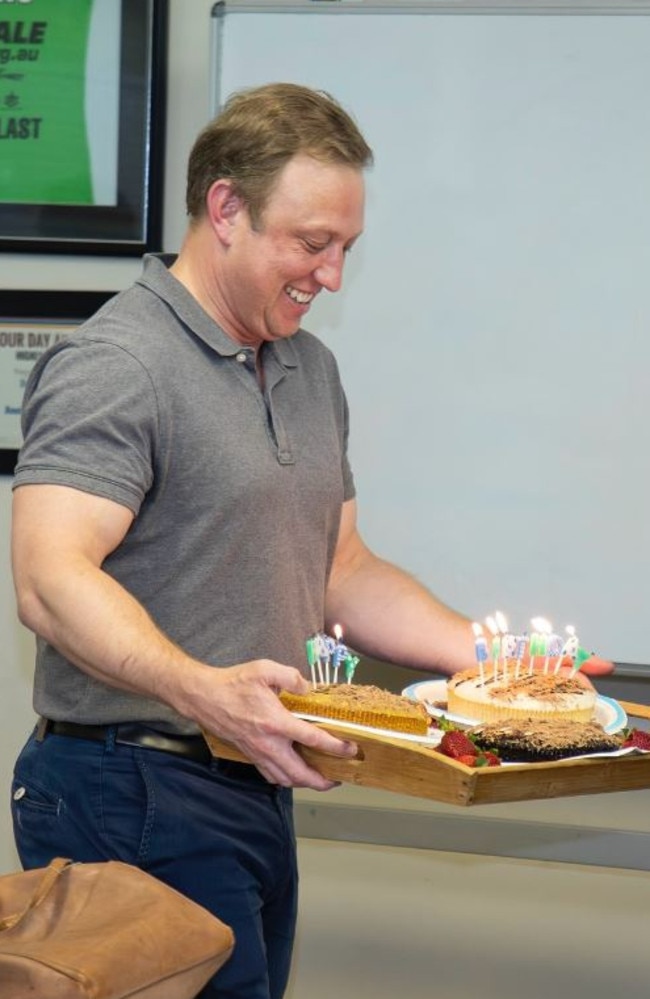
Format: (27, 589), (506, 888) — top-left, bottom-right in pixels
(578, 655), (615, 677)
(185, 660), (358, 791)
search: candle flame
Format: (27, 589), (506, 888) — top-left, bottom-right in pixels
(531, 616), (551, 634)
(565, 624), (575, 636)
(471, 622), (484, 638)
(333, 623), (342, 641)
(495, 610), (508, 633)
(484, 615), (498, 635)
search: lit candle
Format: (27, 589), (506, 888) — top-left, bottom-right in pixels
(559, 625), (585, 675)
(495, 611), (513, 685)
(530, 617), (551, 673)
(331, 623), (347, 684)
(560, 625), (579, 660)
(542, 621), (555, 673)
(571, 646), (591, 676)
(548, 633), (563, 673)
(324, 633), (338, 685)
(471, 622), (488, 683)
(514, 633), (528, 679)
(316, 633), (328, 685)
(485, 616), (500, 681)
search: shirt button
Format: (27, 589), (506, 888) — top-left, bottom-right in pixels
(236, 351), (247, 363)
(13, 787), (26, 801)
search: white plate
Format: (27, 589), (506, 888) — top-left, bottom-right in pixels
(292, 712), (443, 746)
(401, 679), (627, 735)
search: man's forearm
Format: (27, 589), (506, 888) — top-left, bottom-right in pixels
(325, 551), (475, 675)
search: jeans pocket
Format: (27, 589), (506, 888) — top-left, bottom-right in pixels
(11, 772), (65, 868)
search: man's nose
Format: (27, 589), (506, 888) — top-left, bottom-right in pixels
(313, 245), (345, 292)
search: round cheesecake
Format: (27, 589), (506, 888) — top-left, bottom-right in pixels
(447, 666), (597, 724)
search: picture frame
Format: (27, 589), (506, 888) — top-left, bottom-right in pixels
(0, 289), (116, 474)
(0, 0), (168, 256)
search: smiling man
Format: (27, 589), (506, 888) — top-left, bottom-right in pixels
(10, 83), (484, 999)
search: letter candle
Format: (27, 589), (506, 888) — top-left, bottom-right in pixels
(548, 633), (563, 673)
(315, 633), (328, 685)
(541, 622), (557, 673)
(344, 653), (360, 684)
(514, 633), (528, 680)
(324, 634), (338, 685)
(559, 625), (579, 664)
(530, 617), (551, 673)
(305, 636), (319, 687)
(495, 611), (512, 684)
(485, 615), (500, 681)
(559, 625), (590, 675)
(331, 623), (347, 683)
(471, 622), (488, 683)
(571, 646), (591, 675)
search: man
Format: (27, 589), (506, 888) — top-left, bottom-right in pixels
(9, 83), (607, 999)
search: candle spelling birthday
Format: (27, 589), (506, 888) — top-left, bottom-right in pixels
(304, 627), (359, 687)
(471, 622), (488, 683)
(484, 615), (501, 681)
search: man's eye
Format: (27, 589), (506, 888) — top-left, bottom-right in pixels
(303, 240), (327, 254)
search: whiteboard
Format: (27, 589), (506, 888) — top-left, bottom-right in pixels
(211, 1), (650, 665)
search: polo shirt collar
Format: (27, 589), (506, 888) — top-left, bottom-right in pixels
(138, 253), (299, 370)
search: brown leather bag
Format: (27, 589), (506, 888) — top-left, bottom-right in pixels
(0, 857), (235, 998)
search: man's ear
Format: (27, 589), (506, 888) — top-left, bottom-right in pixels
(206, 179), (244, 245)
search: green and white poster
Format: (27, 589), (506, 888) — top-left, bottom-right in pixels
(0, 0), (120, 206)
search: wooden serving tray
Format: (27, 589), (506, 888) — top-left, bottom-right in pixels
(203, 701), (650, 807)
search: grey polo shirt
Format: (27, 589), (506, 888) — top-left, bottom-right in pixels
(14, 254), (355, 732)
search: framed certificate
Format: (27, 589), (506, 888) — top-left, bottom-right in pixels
(0, 0), (168, 256)
(0, 290), (116, 473)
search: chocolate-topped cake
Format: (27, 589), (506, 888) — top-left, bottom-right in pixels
(280, 684), (430, 735)
(469, 716), (622, 762)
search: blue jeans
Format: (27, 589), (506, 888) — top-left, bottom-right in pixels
(11, 728), (298, 999)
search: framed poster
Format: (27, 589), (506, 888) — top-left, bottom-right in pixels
(0, 0), (168, 256)
(0, 289), (116, 474)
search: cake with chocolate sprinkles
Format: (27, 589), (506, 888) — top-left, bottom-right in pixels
(280, 684), (431, 735)
(447, 666), (597, 724)
(468, 716), (623, 762)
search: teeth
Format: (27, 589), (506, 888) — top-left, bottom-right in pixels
(286, 286), (313, 305)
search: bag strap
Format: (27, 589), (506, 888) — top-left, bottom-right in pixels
(0, 857), (73, 931)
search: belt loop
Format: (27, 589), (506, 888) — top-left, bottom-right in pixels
(35, 717), (48, 742)
(105, 725), (117, 754)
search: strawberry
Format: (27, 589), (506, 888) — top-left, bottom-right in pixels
(452, 751), (501, 768)
(622, 728), (650, 751)
(476, 751), (501, 767)
(439, 730), (477, 760)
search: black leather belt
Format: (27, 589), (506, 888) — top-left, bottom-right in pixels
(37, 717), (212, 764)
(35, 718), (270, 785)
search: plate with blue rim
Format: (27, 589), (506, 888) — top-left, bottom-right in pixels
(401, 679), (627, 734)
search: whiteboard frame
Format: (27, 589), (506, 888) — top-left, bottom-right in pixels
(211, 1), (650, 16)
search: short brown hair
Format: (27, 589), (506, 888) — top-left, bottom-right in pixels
(185, 82), (374, 225)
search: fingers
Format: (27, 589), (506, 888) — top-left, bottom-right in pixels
(290, 717), (358, 759)
(579, 655), (615, 676)
(198, 659), (356, 790)
(247, 736), (346, 791)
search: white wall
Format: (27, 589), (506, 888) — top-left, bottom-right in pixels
(212, 2), (650, 664)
